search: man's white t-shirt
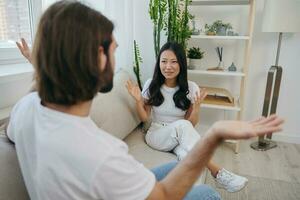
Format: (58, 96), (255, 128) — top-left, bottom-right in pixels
(7, 92), (155, 200)
(141, 79), (200, 124)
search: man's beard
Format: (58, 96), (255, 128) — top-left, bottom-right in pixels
(99, 62), (114, 93)
(99, 80), (113, 93)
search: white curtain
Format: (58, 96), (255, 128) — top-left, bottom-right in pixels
(41, 0), (134, 71)
(104, 0), (134, 71)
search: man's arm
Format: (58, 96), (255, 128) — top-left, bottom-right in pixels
(147, 115), (284, 200)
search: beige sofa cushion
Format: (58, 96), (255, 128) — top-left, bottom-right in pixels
(90, 69), (141, 140)
(0, 136), (29, 200)
(124, 128), (177, 168)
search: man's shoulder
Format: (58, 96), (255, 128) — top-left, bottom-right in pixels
(10, 92), (39, 119)
(13, 92), (39, 111)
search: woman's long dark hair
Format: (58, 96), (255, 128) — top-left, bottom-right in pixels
(146, 42), (191, 110)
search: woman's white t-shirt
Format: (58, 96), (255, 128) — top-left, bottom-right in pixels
(141, 79), (200, 124)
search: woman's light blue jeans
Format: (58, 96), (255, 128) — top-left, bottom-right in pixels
(151, 161), (221, 200)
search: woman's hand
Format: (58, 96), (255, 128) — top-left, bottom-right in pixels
(193, 88), (207, 108)
(126, 80), (142, 102)
(16, 38), (32, 63)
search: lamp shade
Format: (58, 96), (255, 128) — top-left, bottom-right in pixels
(262, 0), (300, 33)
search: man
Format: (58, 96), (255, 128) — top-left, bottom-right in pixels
(7, 1), (283, 200)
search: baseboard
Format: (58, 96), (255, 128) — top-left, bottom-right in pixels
(273, 134), (300, 144)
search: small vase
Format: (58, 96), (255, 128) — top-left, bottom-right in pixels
(227, 31), (234, 36)
(191, 20), (200, 35)
(189, 58), (202, 69)
(228, 62), (237, 71)
(217, 61), (224, 70)
(217, 26), (227, 36)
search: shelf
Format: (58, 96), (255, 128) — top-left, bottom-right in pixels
(190, 0), (250, 6)
(201, 103), (240, 111)
(188, 69), (245, 77)
(225, 139), (239, 144)
(190, 35), (250, 40)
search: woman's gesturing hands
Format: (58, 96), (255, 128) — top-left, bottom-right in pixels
(126, 80), (142, 102)
(16, 38), (32, 63)
(193, 88), (207, 108)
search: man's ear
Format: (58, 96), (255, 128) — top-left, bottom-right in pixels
(98, 46), (107, 72)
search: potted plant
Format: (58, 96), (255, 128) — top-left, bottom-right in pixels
(212, 20), (232, 36)
(205, 23), (216, 35)
(205, 20), (233, 36)
(187, 47), (205, 69)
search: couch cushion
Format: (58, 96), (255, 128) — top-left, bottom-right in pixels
(90, 69), (141, 140)
(0, 135), (29, 200)
(124, 127), (177, 169)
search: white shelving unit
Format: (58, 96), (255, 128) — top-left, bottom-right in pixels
(201, 103), (241, 111)
(191, 0), (250, 6)
(190, 35), (250, 40)
(188, 69), (245, 77)
(189, 0), (256, 153)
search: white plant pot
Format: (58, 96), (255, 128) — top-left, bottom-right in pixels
(188, 58), (202, 69)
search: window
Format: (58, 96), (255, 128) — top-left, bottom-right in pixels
(0, 0), (41, 64)
(0, 0), (32, 47)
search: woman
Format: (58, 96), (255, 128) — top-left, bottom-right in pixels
(126, 42), (248, 193)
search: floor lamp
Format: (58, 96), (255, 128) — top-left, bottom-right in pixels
(251, 0), (300, 151)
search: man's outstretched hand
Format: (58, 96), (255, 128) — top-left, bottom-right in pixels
(210, 114), (284, 141)
(16, 38), (32, 63)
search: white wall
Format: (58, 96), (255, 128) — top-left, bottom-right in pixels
(0, 63), (34, 110)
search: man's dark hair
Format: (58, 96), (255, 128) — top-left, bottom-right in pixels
(32, 0), (114, 105)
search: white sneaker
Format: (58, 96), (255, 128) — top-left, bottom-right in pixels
(214, 168), (248, 193)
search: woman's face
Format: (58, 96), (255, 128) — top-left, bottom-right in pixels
(159, 50), (180, 80)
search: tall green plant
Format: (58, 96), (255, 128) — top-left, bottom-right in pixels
(133, 40), (143, 90)
(149, 0), (193, 58)
(149, 0), (167, 58)
(167, 0), (193, 50)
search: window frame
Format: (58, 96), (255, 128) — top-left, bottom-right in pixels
(0, 0), (42, 65)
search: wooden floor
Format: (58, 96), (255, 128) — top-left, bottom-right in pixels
(205, 139), (300, 200)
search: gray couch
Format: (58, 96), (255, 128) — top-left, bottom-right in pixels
(0, 69), (206, 200)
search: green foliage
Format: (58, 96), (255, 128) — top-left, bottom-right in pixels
(149, 0), (193, 58)
(187, 47), (204, 59)
(204, 23), (216, 34)
(149, 0), (167, 58)
(205, 20), (233, 35)
(212, 20), (232, 30)
(133, 40), (143, 90)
